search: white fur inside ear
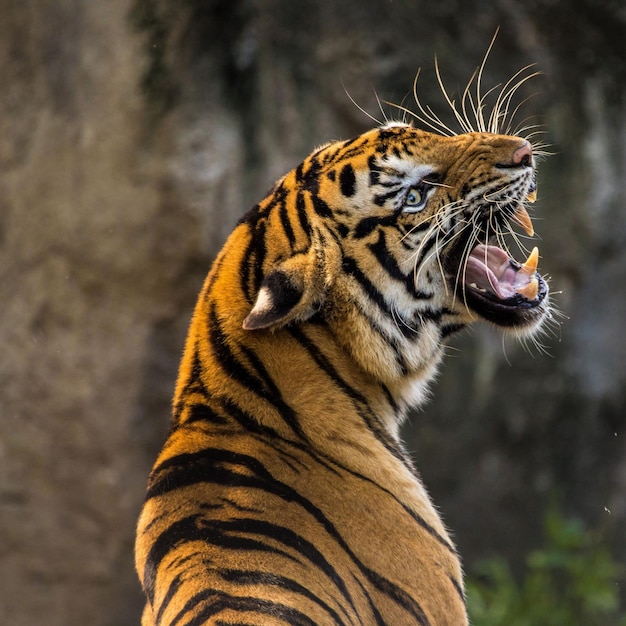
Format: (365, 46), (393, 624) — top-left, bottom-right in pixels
(252, 286), (273, 315)
(242, 286), (274, 330)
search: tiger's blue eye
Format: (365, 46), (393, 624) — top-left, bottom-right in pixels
(406, 189), (423, 206)
(404, 186), (428, 212)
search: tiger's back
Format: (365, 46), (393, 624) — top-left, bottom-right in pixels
(136, 122), (549, 625)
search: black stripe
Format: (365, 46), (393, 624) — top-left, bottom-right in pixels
(203, 518), (347, 597)
(448, 573), (467, 605)
(368, 154), (382, 185)
(177, 591), (319, 626)
(211, 516), (356, 612)
(367, 231), (432, 300)
(146, 449), (274, 502)
(174, 347), (210, 423)
(339, 163), (356, 197)
(141, 516), (194, 603)
(363, 568), (431, 626)
(311, 193), (333, 218)
(341, 256), (391, 315)
(199, 249), (226, 302)
(377, 127), (404, 141)
(336, 146), (367, 164)
(326, 455), (458, 557)
(324, 255), (413, 363)
(441, 323), (465, 338)
(353, 576), (386, 626)
(208, 304), (267, 396)
(252, 220), (267, 295)
(220, 569), (348, 626)
(238, 343), (306, 440)
(354, 213), (431, 239)
(208, 304), (305, 440)
(238, 236), (254, 305)
(353, 214), (399, 239)
(373, 188), (401, 206)
(374, 179), (403, 190)
(237, 202), (262, 226)
(296, 192), (312, 241)
(381, 384), (400, 415)
(218, 396), (343, 477)
(416, 307), (443, 324)
(185, 403), (228, 426)
(261, 183), (287, 216)
(279, 199), (297, 248)
(154, 571), (184, 624)
(238, 220), (267, 303)
(144, 514), (299, 606)
(341, 136), (359, 150)
(287, 327), (369, 406)
(219, 496), (262, 515)
(336, 222), (349, 238)
(217, 396), (283, 440)
(300, 158), (322, 195)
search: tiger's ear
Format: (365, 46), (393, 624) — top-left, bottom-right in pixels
(243, 238), (340, 331)
(242, 269), (311, 330)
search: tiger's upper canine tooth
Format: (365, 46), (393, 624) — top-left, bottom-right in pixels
(511, 204), (534, 236)
(517, 277), (539, 300)
(521, 246), (539, 274)
(526, 189), (537, 203)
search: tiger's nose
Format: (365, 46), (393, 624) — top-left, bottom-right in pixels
(512, 140), (533, 167)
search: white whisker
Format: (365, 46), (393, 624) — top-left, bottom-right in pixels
(373, 88), (391, 126)
(410, 71), (457, 136)
(434, 56), (473, 134)
(490, 66), (541, 134)
(342, 81), (384, 126)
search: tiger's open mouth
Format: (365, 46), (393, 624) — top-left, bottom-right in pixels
(462, 243), (548, 324)
(453, 204), (548, 327)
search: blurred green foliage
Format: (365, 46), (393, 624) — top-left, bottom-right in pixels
(466, 507), (625, 626)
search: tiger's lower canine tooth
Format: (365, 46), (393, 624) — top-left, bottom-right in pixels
(512, 204), (534, 236)
(521, 246), (539, 274)
(517, 277), (539, 300)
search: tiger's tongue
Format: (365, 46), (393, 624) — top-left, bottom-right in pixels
(465, 244), (539, 300)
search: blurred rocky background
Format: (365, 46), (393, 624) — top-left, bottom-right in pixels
(0, 0), (624, 624)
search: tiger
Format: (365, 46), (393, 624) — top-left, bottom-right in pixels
(135, 78), (550, 625)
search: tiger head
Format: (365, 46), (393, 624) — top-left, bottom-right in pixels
(244, 124), (548, 342)
(232, 123), (549, 401)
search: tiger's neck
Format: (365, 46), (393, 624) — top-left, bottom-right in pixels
(172, 294), (445, 471)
